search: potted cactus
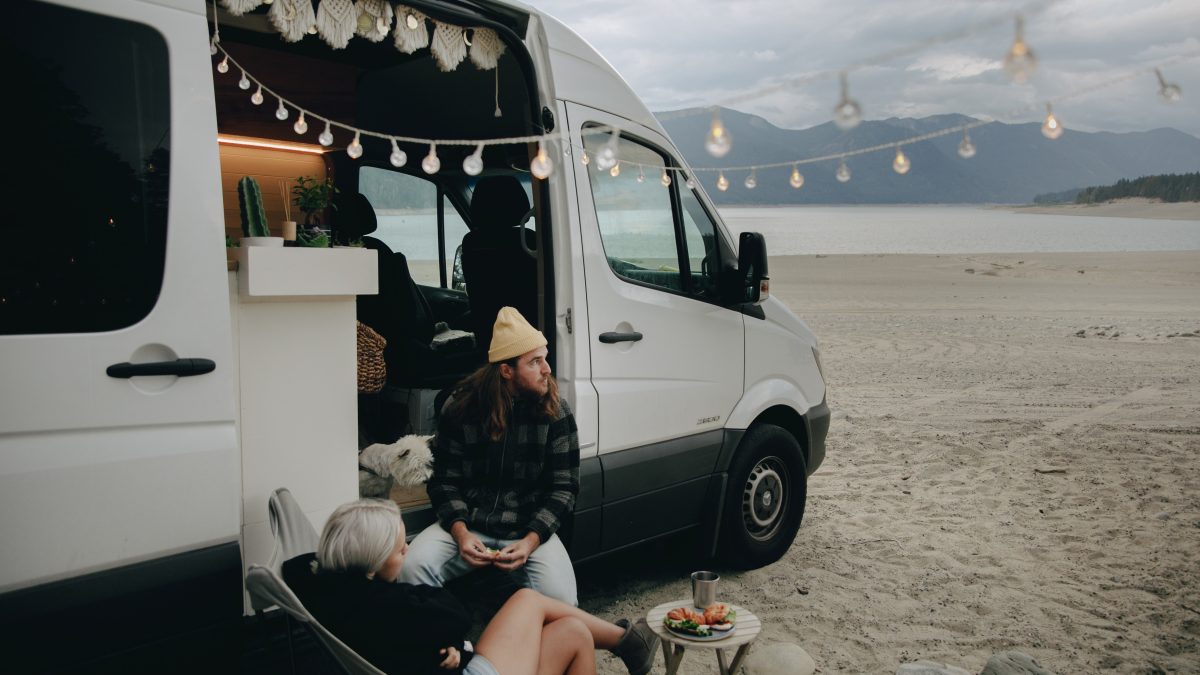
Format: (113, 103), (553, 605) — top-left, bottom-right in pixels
(238, 176), (282, 247)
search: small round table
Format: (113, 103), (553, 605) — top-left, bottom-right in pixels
(646, 600), (762, 675)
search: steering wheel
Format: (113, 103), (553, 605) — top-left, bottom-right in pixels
(518, 207), (537, 259)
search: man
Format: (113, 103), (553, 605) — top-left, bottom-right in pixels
(400, 306), (580, 606)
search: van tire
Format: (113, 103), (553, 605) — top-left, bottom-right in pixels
(719, 424), (807, 569)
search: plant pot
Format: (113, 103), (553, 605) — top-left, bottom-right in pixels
(242, 236), (284, 247)
(281, 221), (297, 241)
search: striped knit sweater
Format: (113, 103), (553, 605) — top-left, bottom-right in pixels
(427, 396), (579, 543)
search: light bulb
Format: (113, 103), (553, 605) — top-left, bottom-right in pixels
(217, 56), (230, 74)
(463, 144), (485, 176)
(318, 122), (334, 147)
(957, 130), (976, 158)
(596, 136), (618, 171)
(609, 163), (620, 178)
(705, 112), (732, 158)
(580, 150), (590, 166)
(563, 146), (572, 158)
(892, 147), (911, 175)
(347, 132), (362, 159)
(1003, 16), (1037, 83)
(717, 172), (729, 191)
(637, 168), (645, 183)
(744, 170), (757, 189)
(836, 159), (851, 183)
(686, 177), (697, 190)
(210, 37), (219, 56)
(275, 99), (289, 121)
(531, 142), (553, 180)
(1041, 103), (1063, 140)
(789, 166), (804, 189)
(238, 71), (250, 90)
(660, 170), (672, 187)
(833, 72), (862, 130)
(293, 112), (308, 135)
(251, 85), (264, 106)
(389, 140), (407, 168)
(422, 144), (441, 174)
(1156, 68), (1182, 103)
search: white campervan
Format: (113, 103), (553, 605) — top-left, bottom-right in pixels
(0, 0), (828, 668)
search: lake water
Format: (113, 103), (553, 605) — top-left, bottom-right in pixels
(719, 205), (1200, 255)
(377, 205), (1200, 260)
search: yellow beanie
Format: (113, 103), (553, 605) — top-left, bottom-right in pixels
(488, 307), (547, 363)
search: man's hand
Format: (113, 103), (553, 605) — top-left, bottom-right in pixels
(495, 532), (540, 571)
(438, 646), (460, 669)
(450, 522), (494, 568)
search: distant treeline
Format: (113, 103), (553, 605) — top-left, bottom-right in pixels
(1032, 188), (1082, 204)
(1074, 173), (1200, 204)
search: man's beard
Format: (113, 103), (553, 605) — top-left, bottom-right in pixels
(515, 375), (550, 399)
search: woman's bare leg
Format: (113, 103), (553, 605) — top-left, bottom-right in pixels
(475, 589), (624, 674)
(537, 618), (594, 675)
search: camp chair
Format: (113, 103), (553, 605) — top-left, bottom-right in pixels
(266, 487), (321, 572)
(245, 564), (385, 675)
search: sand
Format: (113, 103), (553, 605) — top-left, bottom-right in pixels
(1008, 199), (1200, 221)
(579, 251), (1200, 674)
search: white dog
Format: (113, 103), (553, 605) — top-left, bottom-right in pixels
(358, 434), (434, 498)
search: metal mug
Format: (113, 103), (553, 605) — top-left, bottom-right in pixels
(691, 570), (719, 608)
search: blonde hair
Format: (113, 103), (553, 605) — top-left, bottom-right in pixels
(316, 499), (401, 576)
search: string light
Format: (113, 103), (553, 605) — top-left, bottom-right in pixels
(892, 147), (911, 174)
(958, 129), (976, 158)
(463, 143), (484, 176)
(293, 112), (308, 135)
(210, 36), (220, 56)
(580, 149), (590, 166)
(275, 98), (289, 121)
(596, 134), (619, 171)
(716, 172), (729, 191)
(238, 70), (251, 90)
(1041, 103), (1063, 139)
(836, 159), (851, 183)
(318, 121), (334, 147)
(217, 56), (230, 74)
(686, 176), (697, 190)
(1155, 68), (1182, 103)
(389, 139), (408, 167)
(1003, 15), (1037, 83)
(660, 170), (671, 187)
(531, 141), (553, 179)
(637, 167), (646, 183)
(789, 166), (804, 189)
(347, 131), (363, 159)
(422, 144), (441, 174)
(705, 111), (732, 158)
(251, 84), (264, 105)
(744, 169), (757, 189)
(833, 72), (862, 130)
(609, 163), (620, 178)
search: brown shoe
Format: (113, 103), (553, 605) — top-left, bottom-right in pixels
(611, 618), (659, 675)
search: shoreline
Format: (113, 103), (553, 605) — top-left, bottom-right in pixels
(715, 200), (1200, 221)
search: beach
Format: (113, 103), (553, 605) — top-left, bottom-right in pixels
(580, 251), (1200, 674)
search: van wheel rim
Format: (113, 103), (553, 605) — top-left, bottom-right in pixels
(742, 456), (787, 541)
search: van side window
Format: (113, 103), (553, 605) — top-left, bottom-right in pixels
(584, 130), (682, 293)
(678, 184), (725, 300)
(1, 3), (169, 335)
(359, 167), (468, 287)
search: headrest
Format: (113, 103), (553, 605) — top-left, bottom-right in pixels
(469, 176), (530, 233)
(333, 192), (378, 239)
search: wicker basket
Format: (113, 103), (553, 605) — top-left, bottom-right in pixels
(356, 321), (387, 393)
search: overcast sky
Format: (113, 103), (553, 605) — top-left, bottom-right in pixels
(524, 0), (1200, 136)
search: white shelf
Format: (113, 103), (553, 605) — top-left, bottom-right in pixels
(236, 247), (377, 300)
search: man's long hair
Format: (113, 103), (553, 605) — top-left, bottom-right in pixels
(445, 359), (561, 441)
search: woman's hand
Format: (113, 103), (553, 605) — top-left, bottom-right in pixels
(438, 646), (461, 669)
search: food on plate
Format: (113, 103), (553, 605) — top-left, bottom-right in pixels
(662, 603), (737, 637)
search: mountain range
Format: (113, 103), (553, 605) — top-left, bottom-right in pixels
(655, 108), (1200, 205)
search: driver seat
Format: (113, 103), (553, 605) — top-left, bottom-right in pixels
(460, 176), (539, 347)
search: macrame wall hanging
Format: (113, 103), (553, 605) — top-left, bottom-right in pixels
(430, 22), (467, 72)
(355, 0), (393, 43)
(315, 0), (356, 49)
(393, 5), (430, 54)
(267, 0), (316, 43)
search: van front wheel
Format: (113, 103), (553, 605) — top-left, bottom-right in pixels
(719, 424), (807, 569)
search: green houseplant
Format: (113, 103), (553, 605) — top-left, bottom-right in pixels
(291, 176), (337, 247)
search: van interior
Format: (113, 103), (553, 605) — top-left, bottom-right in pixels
(213, 4), (552, 473)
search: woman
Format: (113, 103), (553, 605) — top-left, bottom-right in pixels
(282, 499), (658, 675)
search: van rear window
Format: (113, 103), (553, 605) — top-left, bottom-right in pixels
(0, 2), (169, 335)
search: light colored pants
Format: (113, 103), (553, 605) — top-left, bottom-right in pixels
(399, 523), (578, 606)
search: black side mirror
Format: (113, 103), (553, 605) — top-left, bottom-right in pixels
(737, 231), (769, 305)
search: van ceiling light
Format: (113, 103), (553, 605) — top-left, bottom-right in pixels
(218, 135), (325, 155)
(836, 159), (852, 183)
(216, 56), (229, 74)
(238, 70), (250, 90)
(318, 121), (334, 147)
(637, 167), (646, 183)
(1041, 103), (1064, 140)
(609, 163), (620, 178)
(686, 176), (697, 190)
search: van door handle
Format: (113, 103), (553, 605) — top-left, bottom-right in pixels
(599, 331), (643, 344)
(106, 358), (216, 378)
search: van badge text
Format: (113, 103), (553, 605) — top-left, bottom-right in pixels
(697, 415), (720, 425)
